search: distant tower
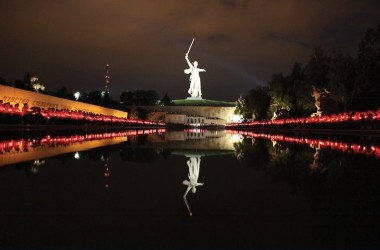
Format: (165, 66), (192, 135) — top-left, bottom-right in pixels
(105, 64), (110, 94)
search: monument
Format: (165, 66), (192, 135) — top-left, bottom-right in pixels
(311, 86), (330, 117)
(184, 38), (206, 99)
(144, 38), (236, 126)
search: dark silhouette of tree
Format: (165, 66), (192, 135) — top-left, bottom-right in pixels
(355, 24), (380, 110)
(160, 93), (173, 106)
(0, 77), (11, 86)
(55, 86), (72, 99)
(328, 52), (357, 112)
(120, 91), (135, 105)
(14, 79), (24, 89)
(304, 47), (331, 90)
(23, 72), (33, 90)
(235, 86), (270, 120)
(144, 90), (159, 105)
(120, 90), (159, 105)
(88, 90), (103, 104)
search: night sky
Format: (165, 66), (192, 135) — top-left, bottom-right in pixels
(1, 0), (379, 101)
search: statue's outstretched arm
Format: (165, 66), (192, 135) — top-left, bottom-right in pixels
(185, 55), (193, 68)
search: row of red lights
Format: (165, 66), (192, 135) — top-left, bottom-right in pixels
(227, 130), (380, 158)
(0, 101), (166, 126)
(0, 129), (166, 153)
(227, 109), (380, 127)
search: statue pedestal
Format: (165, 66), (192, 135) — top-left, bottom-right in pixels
(186, 97), (203, 100)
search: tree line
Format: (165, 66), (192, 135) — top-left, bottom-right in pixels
(235, 25), (380, 121)
(0, 73), (174, 111)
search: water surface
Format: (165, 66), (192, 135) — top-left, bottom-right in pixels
(0, 129), (379, 249)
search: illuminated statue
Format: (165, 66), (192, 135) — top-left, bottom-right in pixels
(182, 155), (204, 216)
(311, 86), (330, 117)
(184, 38), (206, 99)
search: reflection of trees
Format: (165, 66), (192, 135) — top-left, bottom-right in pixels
(119, 136), (168, 163)
(159, 148), (172, 160)
(237, 136), (380, 234)
(119, 147), (160, 163)
(300, 151), (380, 235)
(234, 138), (270, 169)
(267, 144), (315, 195)
(55, 154), (71, 165)
(13, 161), (44, 175)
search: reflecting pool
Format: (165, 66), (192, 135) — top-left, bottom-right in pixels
(0, 129), (379, 248)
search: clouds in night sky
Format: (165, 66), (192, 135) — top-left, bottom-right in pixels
(1, 0), (379, 100)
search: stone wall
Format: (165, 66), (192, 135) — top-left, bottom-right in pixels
(145, 105), (236, 124)
(0, 85), (128, 118)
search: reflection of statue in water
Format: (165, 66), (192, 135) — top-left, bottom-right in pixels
(311, 86), (330, 117)
(309, 145), (326, 174)
(184, 38), (206, 99)
(182, 156), (204, 216)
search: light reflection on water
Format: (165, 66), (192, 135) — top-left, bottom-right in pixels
(0, 129), (379, 248)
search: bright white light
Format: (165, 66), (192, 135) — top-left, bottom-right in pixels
(74, 91), (81, 100)
(230, 134), (243, 143)
(230, 114), (243, 123)
(32, 83), (45, 92)
(74, 152), (80, 159)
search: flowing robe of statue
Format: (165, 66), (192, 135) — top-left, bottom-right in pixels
(184, 55), (206, 98)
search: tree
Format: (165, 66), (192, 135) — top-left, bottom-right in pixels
(0, 77), (11, 86)
(120, 91), (135, 105)
(128, 104), (139, 119)
(268, 73), (292, 118)
(267, 63), (309, 118)
(120, 90), (159, 106)
(14, 80), (24, 89)
(328, 52), (357, 112)
(88, 90), (103, 104)
(55, 86), (71, 98)
(234, 96), (251, 119)
(23, 72), (33, 90)
(303, 47), (332, 115)
(304, 47), (331, 89)
(235, 86), (270, 120)
(288, 62), (307, 116)
(160, 93), (173, 106)
(355, 24), (380, 110)
(268, 73), (291, 109)
(144, 90), (159, 105)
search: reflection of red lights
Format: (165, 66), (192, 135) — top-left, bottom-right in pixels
(0, 129), (166, 153)
(227, 109), (380, 127)
(227, 130), (380, 158)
